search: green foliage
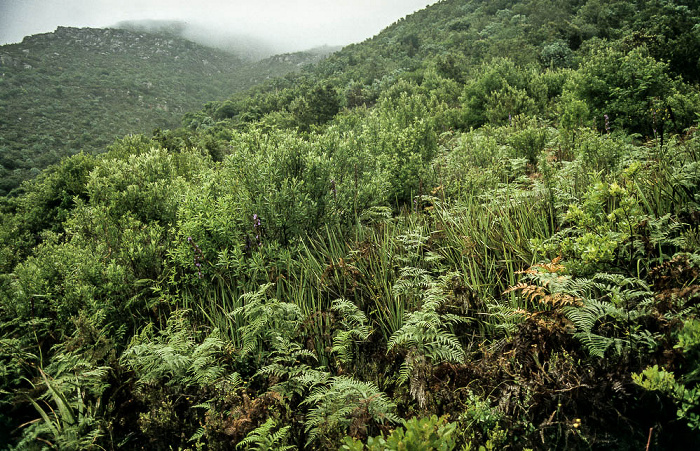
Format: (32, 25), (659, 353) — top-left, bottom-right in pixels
(388, 269), (466, 408)
(342, 415), (458, 451)
(460, 391), (504, 433)
(0, 152), (95, 271)
(232, 283), (304, 361)
(541, 39), (574, 69)
(541, 177), (645, 274)
(563, 44), (699, 135)
(677, 319), (700, 384)
(633, 364), (677, 393)
(303, 376), (400, 448)
(563, 273), (657, 358)
(457, 390), (508, 450)
(237, 418), (295, 451)
(633, 363), (700, 431)
(290, 83), (341, 131)
(460, 58), (533, 127)
(0, 27), (328, 195)
(373, 90), (441, 204)
(506, 116), (549, 164)
(3, 0), (700, 449)
(18, 353), (110, 450)
(121, 310), (228, 388)
(331, 298), (372, 367)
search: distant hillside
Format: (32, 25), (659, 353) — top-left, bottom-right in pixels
(200, 0), (700, 133)
(0, 26), (333, 195)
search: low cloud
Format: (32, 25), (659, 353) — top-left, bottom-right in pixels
(0, 0), (437, 54)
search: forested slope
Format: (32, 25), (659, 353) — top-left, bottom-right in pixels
(1, 0), (700, 449)
(0, 26), (331, 195)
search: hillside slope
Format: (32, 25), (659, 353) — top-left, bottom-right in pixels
(0, 26), (332, 195)
(197, 0), (699, 133)
(1, 1), (700, 449)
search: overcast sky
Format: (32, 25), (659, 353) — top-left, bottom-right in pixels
(0, 0), (438, 53)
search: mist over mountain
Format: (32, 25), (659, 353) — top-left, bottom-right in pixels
(114, 19), (278, 60)
(0, 0), (439, 53)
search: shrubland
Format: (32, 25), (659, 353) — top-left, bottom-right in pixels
(1, 0), (700, 449)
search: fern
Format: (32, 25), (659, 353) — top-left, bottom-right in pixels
(504, 257), (582, 309)
(507, 266), (659, 358)
(231, 283), (303, 360)
(303, 376), (400, 448)
(237, 417), (295, 451)
(189, 426), (206, 443)
(231, 283), (328, 398)
(21, 359), (109, 450)
(257, 336), (328, 399)
(388, 269), (466, 408)
(562, 273), (657, 357)
(0, 335), (37, 391)
(120, 309), (227, 388)
(331, 298), (371, 366)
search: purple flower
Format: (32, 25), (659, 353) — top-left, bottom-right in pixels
(187, 236), (205, 278)
(251, 214), (263, 247)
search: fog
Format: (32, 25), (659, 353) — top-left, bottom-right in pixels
(0, 0), (438, 55)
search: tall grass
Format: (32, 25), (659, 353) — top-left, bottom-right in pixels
(430, 184), (553, 333)
(180, 274), (245, 348)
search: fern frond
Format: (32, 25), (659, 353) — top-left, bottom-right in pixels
(189, 426), (206, 443)
(121, 310), (228, 388)
(387, 267), (467, 407)
(237, 417), (295, 451)
(331, 298), (371, 365)
(573, 332), (614, 358)
(396, 361), (412, 386)
(563, 272), (656, 357)
(303, 376), (399, 447)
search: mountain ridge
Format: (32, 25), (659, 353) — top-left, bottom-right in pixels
(0, 25), (334, 195)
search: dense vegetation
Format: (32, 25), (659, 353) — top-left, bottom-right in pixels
(0, 26), (332, 196)
(2, 0), (700, 449)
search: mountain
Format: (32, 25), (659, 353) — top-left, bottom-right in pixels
(0, 26), (333, 195)
(196, 0), (700, 132)
(1, 1), (700, 449)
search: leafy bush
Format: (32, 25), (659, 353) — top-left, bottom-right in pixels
(635, 320), (700, 432)
(562, 44), (699, 135)
(342, 415), (458, 451)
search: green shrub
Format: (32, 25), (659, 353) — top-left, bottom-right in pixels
(342, 415), (458, 451)
(562, 44), (699, 135)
